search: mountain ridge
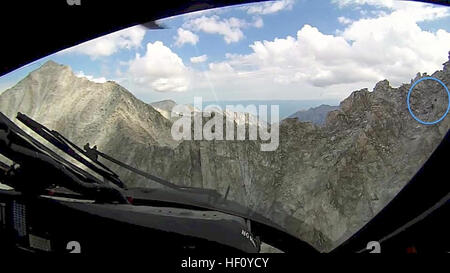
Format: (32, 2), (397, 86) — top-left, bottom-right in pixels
(289, 104), (339, 126)
(0, 57), (449, 252)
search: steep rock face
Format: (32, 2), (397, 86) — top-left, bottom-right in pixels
(1, 58), (449, 252)
(318, 68), (450, 246)
(0, 61), (180, 185)
(150, 61), (450, 251)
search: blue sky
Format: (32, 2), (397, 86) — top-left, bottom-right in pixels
(1, 0), (450, 105)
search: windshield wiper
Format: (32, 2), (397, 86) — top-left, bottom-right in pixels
(17, 112), (125, 189)
(0, 112), (105, 186)
(16, 112), (221, 198)
(0, 112), (128, 203)
(84, 144), (222, 198)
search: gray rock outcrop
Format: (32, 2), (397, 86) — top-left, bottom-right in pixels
(1, 56), (449, 252)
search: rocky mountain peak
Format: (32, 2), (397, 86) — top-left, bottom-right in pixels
(31, 60), (72, 76)
(443, 51), (450, 71)
(41, 60), (63, 68)
(0, 60), (177, 149)
(339, 87), (370, 113)
(373, 79), (391, 92)
(1, 57), (449, 253)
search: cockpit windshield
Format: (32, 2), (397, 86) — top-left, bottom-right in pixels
(0, 0), (449, 253)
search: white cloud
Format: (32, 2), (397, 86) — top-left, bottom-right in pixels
(180, 6), (229, 19)
(75, 71), (107, 83)
(119, 1), (450, 102)
(195, 2), (450, 98)
(184, 15), (244, 43)
(127, 41), (190, 92)
(338, 16), (352, 25)
(183, 15), (262, 44)
(61, 25), (146, 59)
(174, 28), (199, 47)
(244, 0), (294, 15)
(253, 16), (264, 28)
(333, 0), (450, 20)
(190, 55), (208, 63)
(332, 0), (396, 9)
(209, 62), (235, 73)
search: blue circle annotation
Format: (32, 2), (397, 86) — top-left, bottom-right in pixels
(407, 76), (450, 125)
